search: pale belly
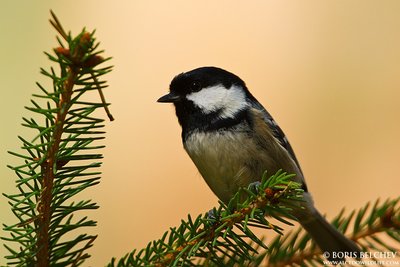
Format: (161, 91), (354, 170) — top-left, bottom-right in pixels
(184, 130), (268, 203)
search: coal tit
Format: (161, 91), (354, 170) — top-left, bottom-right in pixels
(158, 66), (360, 260)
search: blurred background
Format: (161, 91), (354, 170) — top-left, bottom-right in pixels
(1, 1), (399, 266)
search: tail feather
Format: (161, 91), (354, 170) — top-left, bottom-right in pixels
(301, 209), (361, 262)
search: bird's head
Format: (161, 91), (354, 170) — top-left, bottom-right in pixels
(158, 67), (255, 128)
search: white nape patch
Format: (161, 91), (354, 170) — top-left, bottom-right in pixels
(186, 84), (248, 118)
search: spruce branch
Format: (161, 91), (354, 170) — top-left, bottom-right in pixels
(266, 197), (400, 266)
(107, 171), (304, 267)
(2, 11), (113, 267)
(108, 174), (399, 267)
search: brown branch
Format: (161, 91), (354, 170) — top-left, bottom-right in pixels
(36, 62), (78, 267)
(153, 186), (291, 267)
(269, 206), (400, 267)
(36, 16), (93, 266)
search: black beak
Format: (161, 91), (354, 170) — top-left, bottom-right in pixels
(157, 92), (181, 103)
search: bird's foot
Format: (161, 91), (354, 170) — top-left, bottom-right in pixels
(248, 181), (262, 194)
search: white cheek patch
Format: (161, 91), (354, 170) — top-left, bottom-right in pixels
(186, 85), (248, 118)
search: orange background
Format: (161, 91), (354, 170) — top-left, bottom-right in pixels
(0, 1), (399, 266)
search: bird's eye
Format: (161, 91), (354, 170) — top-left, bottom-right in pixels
(190, 81), (202, 92)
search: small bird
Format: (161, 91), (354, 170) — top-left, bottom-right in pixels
(158, 66), (360, 261)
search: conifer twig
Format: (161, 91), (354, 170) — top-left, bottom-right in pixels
(107, 171), (304, 267)
(36, 19), (93, 267)
(267, 197), (400, 266)
(3, 11), (112, 267)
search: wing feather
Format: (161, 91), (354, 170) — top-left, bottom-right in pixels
(248, 107), (308, 190)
